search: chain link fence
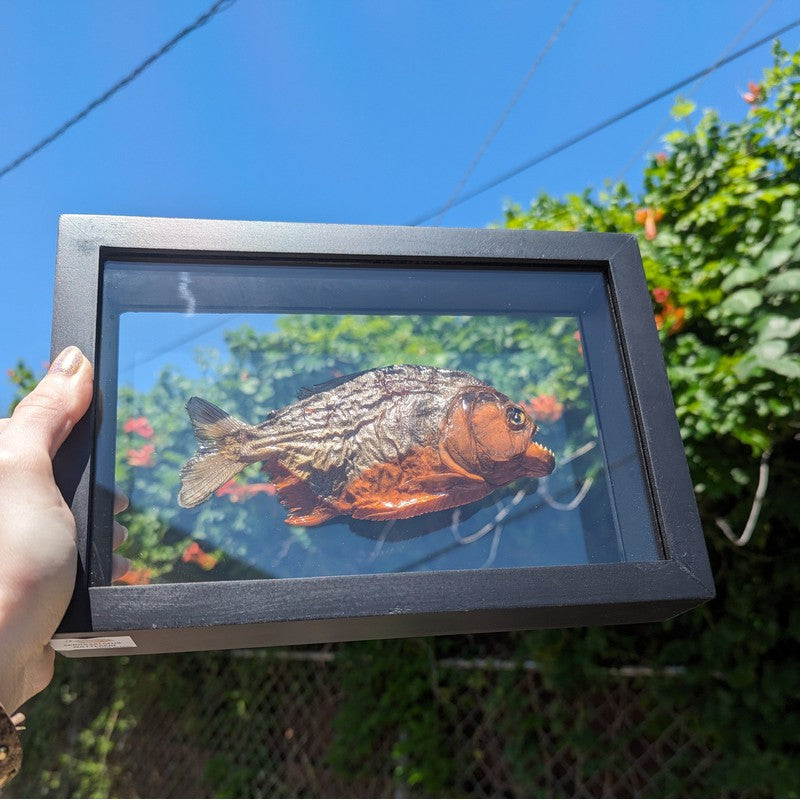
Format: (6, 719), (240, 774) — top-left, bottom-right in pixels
(8, 645), (723, 798)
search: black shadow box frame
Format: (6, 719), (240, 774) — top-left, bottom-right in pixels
(50, 214), (714, 657)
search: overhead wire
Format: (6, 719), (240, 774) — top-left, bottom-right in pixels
(433, 0), (582, 225)
(406, 15), (800, 226)
(613, 0), (775, 185)
(0, 0), (237, 181)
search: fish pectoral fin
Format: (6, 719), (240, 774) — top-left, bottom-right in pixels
(284, 509), (338, 526)
(400, 471), (486, 494)
(351, 482), (492, 521)
(266, 459), (340, 528)
(351, 492), (447, 521)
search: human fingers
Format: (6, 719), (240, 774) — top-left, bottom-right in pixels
(112, 521), (128, 550)
(112, 554), (131, 581)
(3, 347), (93, 461)
(1, 644), (57, 716)
(113, 489), (129, 515)
(0, 418), (9, 435)
(27, 646), (55, 701)
(111, 490), (130, 578)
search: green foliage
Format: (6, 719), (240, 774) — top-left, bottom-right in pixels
(496, 41), (800, 798)
(330, 639), (456, 792)
(505, 44), (800, 490)
(5, 658), (133, 799)
(670, 95), (697, 121)
(5, 359), (41, 412)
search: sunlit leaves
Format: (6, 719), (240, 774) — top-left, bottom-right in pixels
(670, 95), (696, 120)
(719, 288), (762, 316)
(502, 42), (800, 508)
(720, 265), (763, 292)
(765, 269), (800, 295)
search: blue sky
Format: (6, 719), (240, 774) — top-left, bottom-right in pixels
(2, 0), (799, 412)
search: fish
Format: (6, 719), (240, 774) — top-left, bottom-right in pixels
(178, 364), (556, 526)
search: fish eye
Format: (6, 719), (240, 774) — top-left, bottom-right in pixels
(505, 405), (527, 430)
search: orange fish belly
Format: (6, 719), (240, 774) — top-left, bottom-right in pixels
(271, 445), (494, 526)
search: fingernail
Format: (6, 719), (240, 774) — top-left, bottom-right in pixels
(112, 556), (132, 582)
(50, 346), (83, 377)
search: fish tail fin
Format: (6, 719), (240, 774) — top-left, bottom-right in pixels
(178, 396), (251, 508)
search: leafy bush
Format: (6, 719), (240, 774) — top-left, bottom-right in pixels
(493, 42), (800, 797)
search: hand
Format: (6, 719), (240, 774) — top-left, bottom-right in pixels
(0, 346), (128, 714)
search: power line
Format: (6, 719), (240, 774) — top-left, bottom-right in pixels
(434, 0), (582, 225)
(0, 0), (237, 181)
(613, 0), (775, 184)
(407, 15), (800, 226)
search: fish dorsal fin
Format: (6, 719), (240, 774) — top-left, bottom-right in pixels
(296, 368), (374, 400)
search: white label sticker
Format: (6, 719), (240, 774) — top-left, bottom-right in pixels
(50, 636), (137, 652)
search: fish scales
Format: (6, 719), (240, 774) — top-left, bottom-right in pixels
(178, 364), (556, 525)
(246, 366), (476, 484)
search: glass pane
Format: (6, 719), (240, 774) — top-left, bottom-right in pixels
(96, 261), (659, 586)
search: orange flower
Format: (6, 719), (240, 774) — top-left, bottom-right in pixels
(123, 416), (154, 438)
(654, 152), (667, 165)
(116, 566), (153, 585)
(635, 207), (665, 241)
(215, 479), (239, 497)
(573, 329), (583, 356)
(742, 81), (764, 105)
(182, 541), (218, 570)
(667, 305), (685, 334)
(652, 287), (671, 304)
(249, 482), (277, 497)
(127, 443), (155, 467)
(654, 302), (686, 335)
(524, 394), (564, 424)
(215, 480), (277, 503)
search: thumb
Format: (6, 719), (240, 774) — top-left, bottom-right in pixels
(5, 346), (94, 460)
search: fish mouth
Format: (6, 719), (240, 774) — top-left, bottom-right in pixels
(522, 439), (556, 477)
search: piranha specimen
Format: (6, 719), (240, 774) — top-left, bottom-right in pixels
(178, 365), (556, 526)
